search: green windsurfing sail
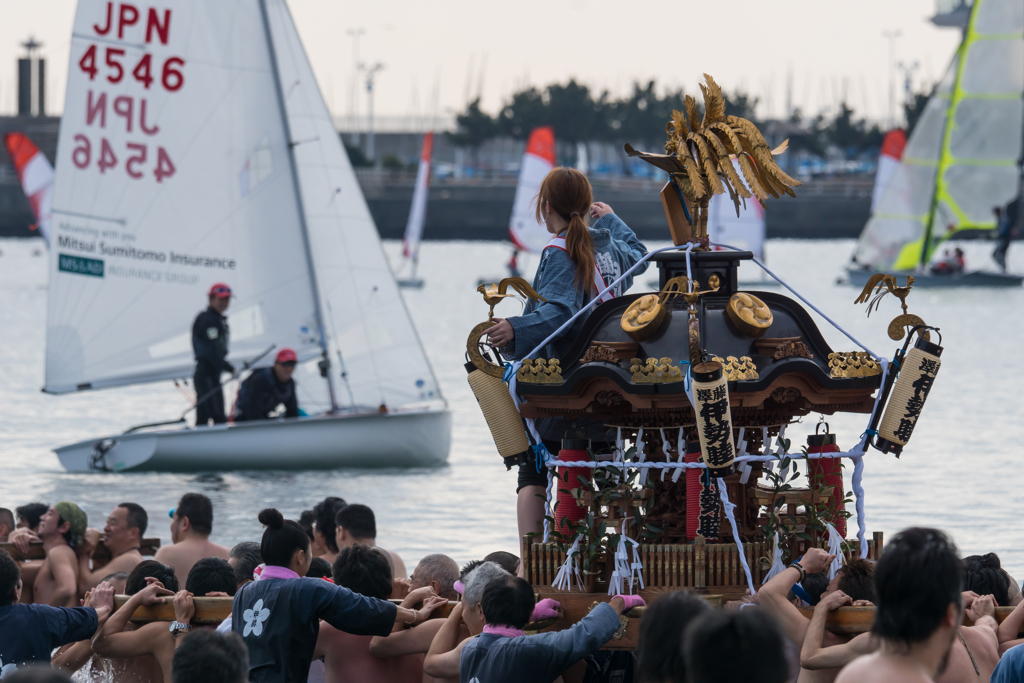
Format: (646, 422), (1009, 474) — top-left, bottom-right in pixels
(854, 0), (1024, 271)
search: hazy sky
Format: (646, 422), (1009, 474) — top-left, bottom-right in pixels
(0, 0), (963, 126)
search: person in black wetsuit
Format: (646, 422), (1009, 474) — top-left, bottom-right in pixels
(191, 283), (234, 426)
(234, 348), (300, 422)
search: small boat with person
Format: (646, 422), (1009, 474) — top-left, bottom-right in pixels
(46, 0), (450, 472)
(847, 0), (1023, 288)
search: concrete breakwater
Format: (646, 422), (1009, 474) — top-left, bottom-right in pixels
(361, 171), (874, 242)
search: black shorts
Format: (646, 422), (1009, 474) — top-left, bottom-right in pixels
(515, 439), (614, 492)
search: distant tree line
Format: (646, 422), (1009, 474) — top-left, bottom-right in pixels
(445, 78), (936, 162)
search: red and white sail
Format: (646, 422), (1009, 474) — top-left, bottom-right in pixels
(403, 131), (434, 260)
(509, 126), (556, 254)
(4, 132), (54, 244)
(871, 129), (907, 214)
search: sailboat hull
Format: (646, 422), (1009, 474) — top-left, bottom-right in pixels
(845, 269), (1023, 288)
(54, 408), (451, 473)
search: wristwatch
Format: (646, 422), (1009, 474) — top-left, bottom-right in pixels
(169, 621), (193, 638)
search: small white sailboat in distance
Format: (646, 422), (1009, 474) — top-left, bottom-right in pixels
(397, 131), (433, 289)
(47, 0), (450, 472)
(479, 126), (555, 285)
(4, 132), (54, 245)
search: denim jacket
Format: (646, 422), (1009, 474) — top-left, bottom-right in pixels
(504, 213), (647, 362)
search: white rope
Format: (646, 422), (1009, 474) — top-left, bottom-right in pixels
(659, 428), (671, 482)
(718, 477), (755, 595)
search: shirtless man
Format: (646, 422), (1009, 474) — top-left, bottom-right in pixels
(52, 573), (128, 676)
(802, 589), (1000, 683)
(93, 557), (237, 683)
(837, 527), (965, 683)
(758, 547), (874, 683)
(155, 493), (229, 586)
(15, 503), (86, 607)
(78, 503), (147, 593)
(335, 504), (407, 579)
(315, 545), (447, 683)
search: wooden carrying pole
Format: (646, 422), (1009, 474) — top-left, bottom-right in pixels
(112, 596), (459, 625)
(108, 596), (1024, 640)
(1, 538), (161, 563)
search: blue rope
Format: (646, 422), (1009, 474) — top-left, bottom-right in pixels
(533, 443), (551, 474)
(502, 362), (515, 385)
(679, 360), (691, 393)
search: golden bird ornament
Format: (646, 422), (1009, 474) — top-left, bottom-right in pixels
(624, 73), (800, 247)
(477, 277), (546, 321)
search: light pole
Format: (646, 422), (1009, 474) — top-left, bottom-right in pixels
(346, 27), (365, 144)
(359, 61), (385, 162)
(896, 60), (920, 127)
(882, 30), (902, 129)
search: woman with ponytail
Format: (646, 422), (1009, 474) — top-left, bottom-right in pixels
(233, 509), (444, 682)
(486, 167), (648, 570)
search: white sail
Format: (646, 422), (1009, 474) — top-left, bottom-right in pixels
(707, 161), (765, 260)
(262, 0), (442, 410)
(403, 131), (434, 263)
(4, 132), (54, 245)
(854, 0), (1024, 271)
(46, 0), (320, 393)
(509, 126), (556, 254)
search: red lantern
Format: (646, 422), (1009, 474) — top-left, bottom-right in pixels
(554, 439), (590, 531)
(807, 426), (846, 538)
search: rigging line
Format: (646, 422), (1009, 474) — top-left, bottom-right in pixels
(268, 5), (385, 407)
(273, 7), (440, 408)
(259, 0), (337, 411)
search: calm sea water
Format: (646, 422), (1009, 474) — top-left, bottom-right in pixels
(1, 237), (1022, 578)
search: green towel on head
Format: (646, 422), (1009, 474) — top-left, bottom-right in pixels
(54, 501), (87, 548)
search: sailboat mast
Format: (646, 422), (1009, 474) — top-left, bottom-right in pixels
(257, 0), (339, 412)
(921, 14), (973, 270)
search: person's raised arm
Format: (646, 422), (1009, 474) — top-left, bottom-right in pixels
(592, 210), (647, 263)
(758, 547), (834, 648)
(92, 581), (172, 657)
(52, 582), (115, 673)
(998, 596), (1024, 652)
(423, 601), (469, 679)
(966, 594), (999, 646)
(799, 590), (877, 670)
(519, 596), (639, 674)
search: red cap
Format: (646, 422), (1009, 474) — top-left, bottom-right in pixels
(276, 348), (298, 364)
(209, 282), (232, 298)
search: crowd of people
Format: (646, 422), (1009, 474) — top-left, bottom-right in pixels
(1, 493), (1023, 683)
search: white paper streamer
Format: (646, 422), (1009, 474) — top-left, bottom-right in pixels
(762, 531), (787, 585)
(824, 522), (845, 580)
(737, 427), (752, 484)
(718, 477), (755, 595)
(673, 428), (686, 483)
(636, 427), (647, 486)
(552, 533), (585, 591)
